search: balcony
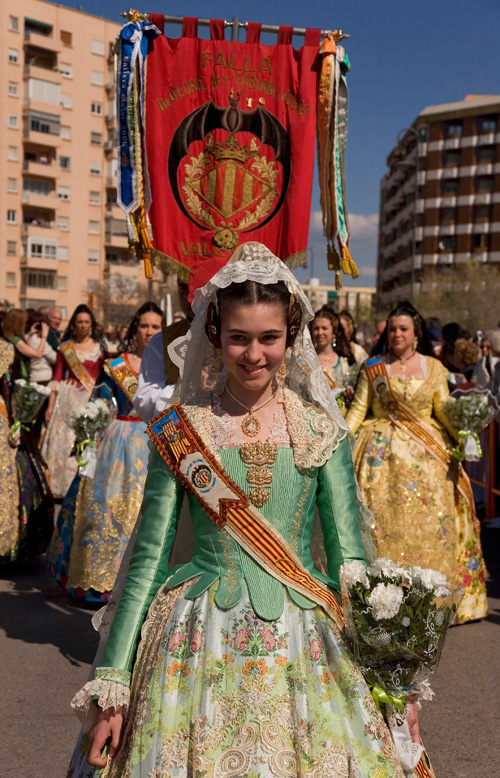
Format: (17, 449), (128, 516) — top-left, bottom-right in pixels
(24, 30), (62, 54)
(23, 128), (61, 148)
(23, 159), (58, 178)
(22, 222), (61, 240)
(105, 233), (129, 249)
(22, 191), (58, 209)
(23, 62), (61, 84)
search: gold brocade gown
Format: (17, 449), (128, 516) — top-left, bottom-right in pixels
(346, 356), (488, 624)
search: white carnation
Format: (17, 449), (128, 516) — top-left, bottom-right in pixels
(340, 560), (369, 589)
(408, 566), (450, 595)
(368, 557), (409, 581)
(15, 378), (26, 387)
(367, 582), (404, 620)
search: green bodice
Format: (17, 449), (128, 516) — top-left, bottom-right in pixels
(98, 436), (366, 684)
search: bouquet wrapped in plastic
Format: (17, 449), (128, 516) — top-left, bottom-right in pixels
(69, 399), (111, 477)
(340, 558), (462, 771)
(443, 388), (500, 461)
(10, 378), (51, 444)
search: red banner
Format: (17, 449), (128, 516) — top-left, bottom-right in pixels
(144, 18), (320, 297)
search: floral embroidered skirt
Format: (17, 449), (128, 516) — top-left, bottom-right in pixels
(49, 419), (148, 602)
(68, 583), (408, 778)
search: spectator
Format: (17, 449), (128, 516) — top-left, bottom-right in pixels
(339, 309), (369, 363)
(38, 305), (61, 350)
(454, 338), (479, 383)
(27, 312), (57, 384)
(425, 316), (442, 356)
(489, 330), (500, 400)
(471, 337), (498, 391)
(370, 319), (387, 354)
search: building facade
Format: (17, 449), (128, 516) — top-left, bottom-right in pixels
(1, 0), (169, 325)
(301, 278), (375, 316)
(377, 95), (500, 307)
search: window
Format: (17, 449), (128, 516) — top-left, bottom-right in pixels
(59, 156), (71, 170)
(22, 270), (56, 289)
(7, 210), (17, 224)
(88, 220), (100, 234)
(27, 239), (57, 259)
(8, 81), (19, 97)
(438, 236), (456, 253)
(445, 122), (462, 139)
(91, 101), (103, 115)
(8, 49), (19, 64)
(91, 131), (102, 145)
(472, 233), (489, 252)
(88, 249), (99, 263)
(443, 150), (461, 167)
(7, 241), (17, 255)
(110, 218), (128, 236)
(9, 16), (19, 31)
(60, 125), (71, 140)
(442, 179), (459, 196)
(57, 276), (68, 290)
(6, 272), (16, 287)
(28, 78), (60, 104)
(479, 117), (496, 134)
(440, 207), (456, 224)
(90, 161), (102, 175)
(476, 176), (494, 193)
(474, 204), (490, 222)
(24, 178), (50, 196)
(60, 62), (73, 78)
(91, 70), (104, 86)
(89, 190), (101, 205)
(61, 30), (72, 46)
(477, 146), (495, 163)
(57, 216), (69, 231)
(57, 246), (69, 261)
(8, 146), (18, 161)
(92, 40), (105, 56)
(57, 185), (70, 200)
(8, 114), (19, 129)
(29, 110), (60, 136)
(7, 178), (17, 192)
(60, 93), (72, 109)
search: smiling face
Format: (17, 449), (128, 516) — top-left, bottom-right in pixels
(387, 315), (416, 356)
(311, 316), (334, 350)
(219, 302), (288, 397)
(135, 311), (163, 352)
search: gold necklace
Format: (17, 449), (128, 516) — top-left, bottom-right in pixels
(224, 384), (279, 438)
(390, 350), (416, 400)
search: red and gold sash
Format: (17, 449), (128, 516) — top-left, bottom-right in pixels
(147, 404), (345, 632)
(60, 341), (96, 395)
(104, 354), (138, 404)
(364, 356), (476, 516)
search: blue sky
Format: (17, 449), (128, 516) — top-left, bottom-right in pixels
(57, 0), (500, 285)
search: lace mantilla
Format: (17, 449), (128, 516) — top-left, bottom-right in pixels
(70, 677), (130, 733)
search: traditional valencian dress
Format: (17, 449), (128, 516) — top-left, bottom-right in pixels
(49, 354), (148, 602)
(321, 355), (350, 391)
(346, 354), (488, 624)
(68, 244), (435, 778)
(0, 338), (53, 561)
(41, 340), (105, 498)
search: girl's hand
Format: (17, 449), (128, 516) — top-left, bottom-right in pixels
(406, 697), (420, 743)
(40, 321), (49, 338)
(87, 707), (124, 767)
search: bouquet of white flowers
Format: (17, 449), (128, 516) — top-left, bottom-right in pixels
(69, 399), (110, 477)
(10, 378), (51, 444)
(443, 388), (500, 461)
(340, 558), (462, 771)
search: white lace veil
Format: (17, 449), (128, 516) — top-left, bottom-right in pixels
(168, 241), (375, 562)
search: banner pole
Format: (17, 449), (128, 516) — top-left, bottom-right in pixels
(230, 16), (241, 42)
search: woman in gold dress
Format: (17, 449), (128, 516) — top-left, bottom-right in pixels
(346, 302), (487, 624)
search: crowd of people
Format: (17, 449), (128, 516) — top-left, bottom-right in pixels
(0, 245), (497, 777)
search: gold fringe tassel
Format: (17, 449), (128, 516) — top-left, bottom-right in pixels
(340, 245), (359, 279)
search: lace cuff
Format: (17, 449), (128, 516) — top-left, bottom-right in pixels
(70, 669), (131, 732)
(47, 379), (60, 392)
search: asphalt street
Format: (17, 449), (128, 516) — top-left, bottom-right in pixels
(0, 526), (499, 778)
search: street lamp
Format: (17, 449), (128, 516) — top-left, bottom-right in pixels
(394, 125), (420, 303)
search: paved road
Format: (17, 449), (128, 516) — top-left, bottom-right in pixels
(0, 527), (499, 778)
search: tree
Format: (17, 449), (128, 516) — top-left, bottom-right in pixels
(412, 261), (500, 333)
(87, 273), (176, 332)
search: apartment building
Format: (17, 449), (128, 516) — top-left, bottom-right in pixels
(377, 95), (500, 307)
(301, 278), (375, 316)
(1, 0), (168, 324)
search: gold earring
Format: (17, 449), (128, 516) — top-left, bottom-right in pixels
(413, 337), (418, 349)
(278, 361), (287, 386)
(209, 349), (222, 381)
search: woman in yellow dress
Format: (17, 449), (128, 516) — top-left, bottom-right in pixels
(346, 302), (487, 624)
